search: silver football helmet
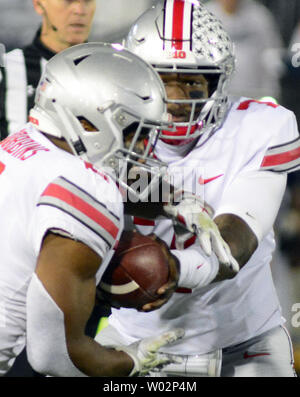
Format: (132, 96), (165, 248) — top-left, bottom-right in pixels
(125, 0), (235, 143)
(30, 42), (170, 200)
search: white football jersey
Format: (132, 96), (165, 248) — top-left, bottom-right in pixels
(0, 124), (123, 361)
(109, 98), (300, 354)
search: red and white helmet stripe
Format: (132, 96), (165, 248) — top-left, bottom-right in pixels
(164, 0), (193, 52)
(125, 0), (235, 144)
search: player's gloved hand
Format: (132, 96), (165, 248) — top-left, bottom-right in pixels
(116, 328), (185, 376)
(163, 191), (239, 273)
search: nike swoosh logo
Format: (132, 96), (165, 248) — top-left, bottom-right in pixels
(243, 352), (271, 359)
(198, 174), (224, 185)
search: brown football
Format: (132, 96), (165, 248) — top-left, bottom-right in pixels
(97, 231), (170, 310)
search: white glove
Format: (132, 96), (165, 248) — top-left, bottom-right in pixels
(116, 328), (185, 376)
(164, 192), (239, 273)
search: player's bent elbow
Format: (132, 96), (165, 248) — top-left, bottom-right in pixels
(26, 273), (87, 376)
(26, 343), (56, 376)
(26, 327), (88, 377)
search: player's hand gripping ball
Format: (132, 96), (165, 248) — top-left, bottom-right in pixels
(97, 231), (179, 311)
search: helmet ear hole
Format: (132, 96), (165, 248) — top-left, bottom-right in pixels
(77, 116), (98, 132)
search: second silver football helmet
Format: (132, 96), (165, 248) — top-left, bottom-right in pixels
(125, 0), (235, 143)
(30, 42), (169, 200)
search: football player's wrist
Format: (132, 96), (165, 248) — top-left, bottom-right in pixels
(115, 346), (140, 376)
(172, 248), (219, 289)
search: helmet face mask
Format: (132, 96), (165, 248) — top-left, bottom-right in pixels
(30, 42), (170, 201)
(125, 0), (235, 144)
(160, 72), (209, 122)
(102, 108), (168, 201)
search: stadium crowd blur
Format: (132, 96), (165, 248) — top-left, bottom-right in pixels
(0, 0), (299, 376)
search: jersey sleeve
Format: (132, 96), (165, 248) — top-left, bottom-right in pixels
(214, 170), (287, 242)
(28, 174), (123, 262)
(213, 104), (298, 241)
(260, 109), (300, 173)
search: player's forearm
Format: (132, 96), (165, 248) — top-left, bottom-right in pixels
(214, 214), (258, 268)
(66, 335), (134, 377)
(26, 272), (133, 377)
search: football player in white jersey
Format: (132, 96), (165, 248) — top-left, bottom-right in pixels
(0, 42), (187, 377)
(95, 0), (300, 377)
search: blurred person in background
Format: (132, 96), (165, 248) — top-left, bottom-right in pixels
(0, 0), (41, 52)
(205, 0), (284, 102)
(0, 0), (96, 139)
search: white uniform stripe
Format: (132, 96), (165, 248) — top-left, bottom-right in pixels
(182, 0), (192, 51)
(37, 176), (120, 246)
(5, 49), (27, 135)
(265, 137), (300, 156)
(261, 136), (300, 172)
(164, 0), (176, 51)
(38, 196), (117, 246)
(99, 280), (140, 295)
(164, 0), (193, 52)
(56, 176), (120, 223)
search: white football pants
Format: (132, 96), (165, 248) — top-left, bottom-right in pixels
(95, 324), (297, 377)
(221, 325), (296, 377)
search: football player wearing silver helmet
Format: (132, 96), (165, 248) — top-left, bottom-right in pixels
(0, 42), (185, 377)
(123, 0), (240, 271)
(29, 41), (171, 201)
(95, 0), (298, 378)
(125, 0), (235, 143)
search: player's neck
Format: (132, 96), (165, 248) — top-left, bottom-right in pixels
(43, 133), (73, 154)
